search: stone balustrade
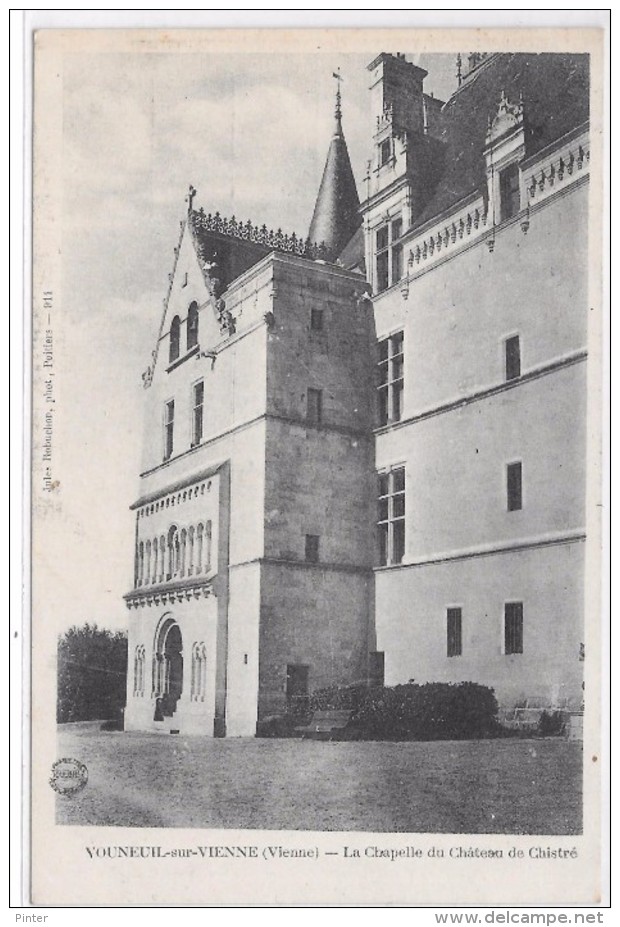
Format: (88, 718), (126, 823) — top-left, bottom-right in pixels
(525, 132), (590, 208)
(406, 198), (489, 275)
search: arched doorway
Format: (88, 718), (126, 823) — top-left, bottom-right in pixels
(153, 617), (183, 719)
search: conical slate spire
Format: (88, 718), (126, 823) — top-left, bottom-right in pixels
(308, 77), (361, 260)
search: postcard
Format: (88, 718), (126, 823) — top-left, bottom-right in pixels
(29, 25), (605, 906)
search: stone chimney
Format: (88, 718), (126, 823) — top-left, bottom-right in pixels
(368, 53), (428, 140)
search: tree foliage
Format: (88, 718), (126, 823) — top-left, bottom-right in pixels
(57, 623), (128, 723)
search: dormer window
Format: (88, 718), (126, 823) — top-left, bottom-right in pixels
(485, 92), (525, 228)
(499, 163), (521, 221)
(187, 301), (199, 350)
(379, 138), (391, 167)
(192, 380), (204, 447)
(167, 525), (180, 580)
(169, 316), (181, 363)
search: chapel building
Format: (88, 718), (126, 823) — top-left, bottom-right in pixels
(124, 51), (590, 735)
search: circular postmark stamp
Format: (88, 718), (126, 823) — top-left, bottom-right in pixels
(50, 757), (88, 796)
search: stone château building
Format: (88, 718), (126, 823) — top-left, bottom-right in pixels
(124, 51), (590, 736)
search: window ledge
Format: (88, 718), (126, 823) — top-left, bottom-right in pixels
(167, 343), (199, 372)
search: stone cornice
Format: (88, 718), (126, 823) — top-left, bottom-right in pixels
(139, 412), (371, 479)
(375, 531), (586, 573)
(374, 349), (587, 436)
(124, 575), (216, 609)
(131, 463), (226, 511)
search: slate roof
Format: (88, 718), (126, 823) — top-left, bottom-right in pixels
(412, 53), (590, 230)
(337, 225), (365, 273)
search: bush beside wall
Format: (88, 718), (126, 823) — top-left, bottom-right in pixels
(350, 682), (500, 740)
(273, 681), (500, 741)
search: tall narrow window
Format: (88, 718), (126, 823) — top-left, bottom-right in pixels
(447, 608), (463, 657)
(499, 163), (521, 221)
(137, 542), (144, 587)
(196, 523), (204, 574)
(139, 646), (146, 696)
(180, 529), (187, 577)
(187, 301), (199, 350)
(377, 332), (404, 425)
(169, 315), (181, 363)
(190, 644), (198, 700)
(192, 380), (204, 446)
(199, 644), (207, 700)
(375, 218), (403, 293)
(376, 226), (389, 293)
(507, 461), (523, 512)
(377, 466), (405, 566)
(144, 540), (151, 584)
(134, 645), (146, 697)
(504, 602), (524, 654)
(307, 388), (323, 425)
(164, 399), (175, 461)
(391, 217), (403, 284)
(204, 521), (212, 572)
(305, 534), (320, 563)
(167, 526), (179, 580)
(152, 538), (158, 584)
(187, 526), (195, 575)
(159, 535), (166, 583)
(191, 643), (207, 701)
(505, 335), (521, 381)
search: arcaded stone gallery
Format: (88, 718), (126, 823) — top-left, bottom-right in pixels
(124, 52), (590, 736)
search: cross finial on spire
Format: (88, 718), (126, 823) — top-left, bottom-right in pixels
(332, 68), (343, 133)
(186, 184), (197, 213)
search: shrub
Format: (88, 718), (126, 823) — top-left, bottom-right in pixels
(258, 681), (499, 741)
(257, 684), (368, 735)
(308, 684), (369, 713)
(57, 623), (128, 723)
(349, 682), (499, 741)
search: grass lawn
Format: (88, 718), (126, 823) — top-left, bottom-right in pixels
(56, 724), (582, 833)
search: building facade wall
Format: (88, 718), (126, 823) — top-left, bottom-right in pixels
(372, 182), (588, 417)
(125, 55), (591, 734)
(124, 464), (228, 735)
(225, 561), (261, 736)
(370, 145), (589, 710)
(125, 229), (274, 736)
(376, 361), (587, 559)
(265, 256), (375, 431)
(257, 258), (376, 718)
(125, 593), (220, 734)
(258, 561), (374, 718)
(375, 540), (585, 707)
(127, 246), (378, 734)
